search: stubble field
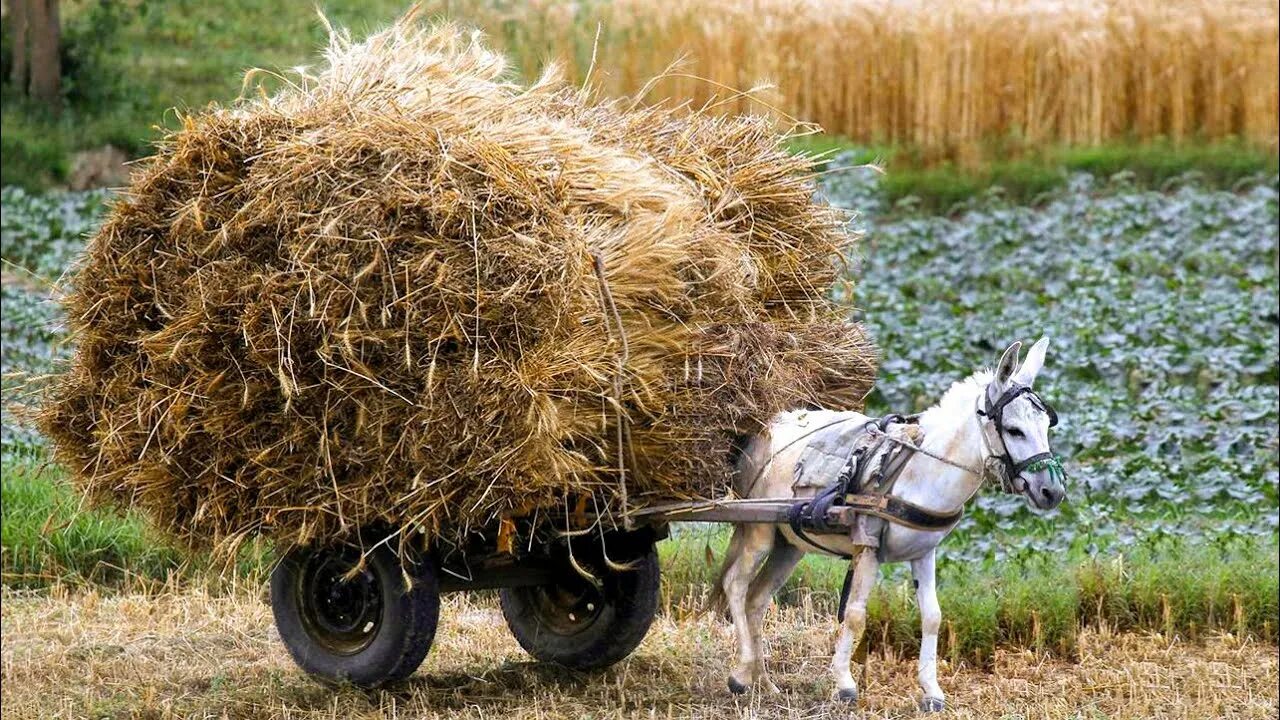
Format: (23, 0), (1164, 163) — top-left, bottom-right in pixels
(2, 588), (1277, 720)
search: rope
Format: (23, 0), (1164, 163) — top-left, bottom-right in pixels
(592, 252), (633, 528)
(864, 423), (990, 480)
(742, 416), (866, 498)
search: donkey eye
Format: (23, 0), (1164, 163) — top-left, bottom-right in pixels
(1007, 427), (1026, 439)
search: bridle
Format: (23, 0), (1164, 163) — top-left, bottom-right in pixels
(976, 383), (1065, 494)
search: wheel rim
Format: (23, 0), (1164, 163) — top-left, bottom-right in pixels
(528, 573), (606, 636)
(296, 547), (383, 655)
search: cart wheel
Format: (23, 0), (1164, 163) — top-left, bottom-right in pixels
(270, 539), (439, 687)
(500, 543), (660, 670)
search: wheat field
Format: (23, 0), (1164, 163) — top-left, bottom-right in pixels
(426, 0), (1279, 162)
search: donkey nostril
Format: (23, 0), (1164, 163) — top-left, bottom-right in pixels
(1040, 487), (1053, 500)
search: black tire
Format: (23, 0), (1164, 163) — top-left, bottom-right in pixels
(270, 539), (439, 687)
(500, 544), (660, 670)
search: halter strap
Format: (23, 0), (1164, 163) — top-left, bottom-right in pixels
(976, 383), (1063, 492)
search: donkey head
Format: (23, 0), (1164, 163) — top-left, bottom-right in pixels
(982, 338), (1066, 510)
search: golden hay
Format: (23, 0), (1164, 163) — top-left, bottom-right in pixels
(432, 0), (1280, 162)
(38, 13), (876, 554)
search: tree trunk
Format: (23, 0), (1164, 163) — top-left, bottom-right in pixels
(27, 0), (60, 113)
(6, 0), (29, 89)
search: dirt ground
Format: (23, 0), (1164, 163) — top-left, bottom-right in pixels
(2, 587), (1276, 720)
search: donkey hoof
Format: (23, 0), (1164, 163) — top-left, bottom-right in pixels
(919, 696), (945, 713)
(837, 687), (859, 703)
(727, 676), (748, 695)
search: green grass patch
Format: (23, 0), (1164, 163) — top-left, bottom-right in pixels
(1, 457), (185, 587)
(1, 104), (70, 190)
(809, 135), (1278, 214)
(0, 0), (411, 187)
(659, 526), (1278, 666)
(1058, 141), (1279, 188)
(0, 457), (268, 589)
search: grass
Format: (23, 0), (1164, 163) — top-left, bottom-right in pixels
(0, 458), (180, 587)
(0, 104), (70, 190)
(0, 0), (409, 187)
(0, 458), (268, 590)
(659, 526), (1278, 664)
(794, 135), (1280, 213)
(2, 589), (1276, 719)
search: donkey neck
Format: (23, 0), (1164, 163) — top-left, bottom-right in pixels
(890, 372), (991, 514)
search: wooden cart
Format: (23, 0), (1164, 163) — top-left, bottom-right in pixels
(269, 498), (862, 687)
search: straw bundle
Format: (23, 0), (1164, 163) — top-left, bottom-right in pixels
(39, 13), (876, 553)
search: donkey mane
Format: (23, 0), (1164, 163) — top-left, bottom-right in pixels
(915, 369), (992, 455)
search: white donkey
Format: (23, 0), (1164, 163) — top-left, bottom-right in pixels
(715, 338), (1066, 711)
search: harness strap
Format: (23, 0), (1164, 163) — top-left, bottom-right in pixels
(787, 497), (856, 558)
(837, 563), (854, 620)
(788, 414), (965, 555)
(855, 495), (964, 531)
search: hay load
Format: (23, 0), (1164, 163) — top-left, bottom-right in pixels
(39, 12), (877, 553)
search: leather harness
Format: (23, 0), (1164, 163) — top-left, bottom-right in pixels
(980, 384), (1060, 492)
(787, 414), (963, 560)
(785, 383), (1061, 562)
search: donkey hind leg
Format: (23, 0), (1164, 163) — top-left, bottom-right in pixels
(721, 523), (775, 694)
(912, 550), (946, 712)
(830, 546), (880, 703)
(741, 534), (805, 694)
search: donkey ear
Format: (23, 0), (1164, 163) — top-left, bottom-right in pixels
(993, 341), (1022, 389)
(1014, 337), (1049, 386)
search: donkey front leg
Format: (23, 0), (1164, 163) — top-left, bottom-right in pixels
(722, 523), (774, 694)
(912, 550), (945, 712)
(830, 546), (880, 703)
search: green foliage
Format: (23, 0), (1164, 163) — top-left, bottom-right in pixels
(59, 0), (153, 109)
(809, 134), (1278, 213)
(819, 171), (1280, 562)
(879, 164), (990, 213)
(1058, 140), (1279, 189)
(1, 0), (410, 188)
(0, 107), (69, 189)
(0, 459), (186, 587)
(1, 185), (110, 276)
(1, 188), (110, 449)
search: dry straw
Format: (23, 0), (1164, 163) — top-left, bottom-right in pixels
(39, 10), (877, 555)
(437, 0), (1280, 162)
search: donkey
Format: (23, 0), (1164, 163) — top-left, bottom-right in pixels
(714, 338), (1065, 711)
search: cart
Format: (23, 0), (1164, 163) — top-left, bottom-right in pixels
(270, 498), (864, 686)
